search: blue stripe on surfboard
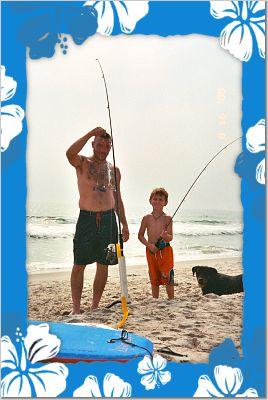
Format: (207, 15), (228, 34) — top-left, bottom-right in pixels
(28, 320), (153, 361)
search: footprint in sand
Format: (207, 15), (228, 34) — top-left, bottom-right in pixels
(190, 337), (199, 347)
(187, 330), (205, 338)
(158, 336), (170, 342)
(61, 310), (85, 316)
(182, 313), (194, 319)
(64, 317), (82, 323)
(177, 324), (193, 329)
(169, 328), (180, 333)
(101, 310), (113, 315)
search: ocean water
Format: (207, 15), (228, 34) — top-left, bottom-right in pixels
(27, 204), (242, 273)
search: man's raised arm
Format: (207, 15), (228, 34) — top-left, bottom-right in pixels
(66, 127), (106, 167)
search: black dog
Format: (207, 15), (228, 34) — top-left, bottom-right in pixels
(192, 266), (243, 295)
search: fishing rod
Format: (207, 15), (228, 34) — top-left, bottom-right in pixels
(156, 136), (242, 249)
(96, 59), (122, 241)
(96, 59), (129, 328)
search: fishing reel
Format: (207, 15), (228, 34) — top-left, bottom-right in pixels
(155, 237), (167, 250)
(104, 243), (117, 264)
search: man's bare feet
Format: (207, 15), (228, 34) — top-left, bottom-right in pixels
(69, 308), (81, 315)
(90, 305), (99, 311)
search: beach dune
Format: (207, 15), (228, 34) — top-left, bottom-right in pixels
(28, 257), (243, 363)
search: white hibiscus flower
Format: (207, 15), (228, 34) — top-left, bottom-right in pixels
(194, 365), (258, 397)
(246, 119), (265, 184)
(73, 373), (131, 397)
(210, 1), (265, 61)
(137, 354), (171, 390)
(1, 324), (68, 397)
(1, 65), (25, 152)
(84, 1), (149, 36)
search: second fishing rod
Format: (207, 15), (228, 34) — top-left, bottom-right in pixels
(154, 136), (242, 251)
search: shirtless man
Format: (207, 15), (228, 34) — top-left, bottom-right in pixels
(138, 188), (174, 299)
(66, 127), (129, 313)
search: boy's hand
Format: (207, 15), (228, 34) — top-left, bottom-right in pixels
(160, 230), (169, 242)
(148, 243), (158, 253)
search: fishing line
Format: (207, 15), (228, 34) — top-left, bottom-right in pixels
(96, 58), (124, 252)
(165, 136), (242, 229)
(154, 136), (242, 250)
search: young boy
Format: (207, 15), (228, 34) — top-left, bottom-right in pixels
(138, 188), (175, 299)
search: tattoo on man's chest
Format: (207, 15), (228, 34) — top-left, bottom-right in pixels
(87, 161), (115, 192)
(88, 162), (98, 179)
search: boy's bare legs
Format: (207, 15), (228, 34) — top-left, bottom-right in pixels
(70, 264), (86, 314)
(166, 284), (174, 300)
(151, 285), (160, 298)
(91, 263), (108, 310)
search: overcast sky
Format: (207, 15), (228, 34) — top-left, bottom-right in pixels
(26, 34), (242, 217)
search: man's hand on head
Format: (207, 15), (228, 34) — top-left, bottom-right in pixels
(91, 127), (107, 137)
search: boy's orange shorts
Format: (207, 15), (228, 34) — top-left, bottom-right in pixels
(146, 245), (174, 286)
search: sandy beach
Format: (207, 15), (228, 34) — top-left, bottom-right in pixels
(28, 257), (243, 363)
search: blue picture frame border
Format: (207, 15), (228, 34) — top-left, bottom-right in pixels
(1, 1), (266, 397)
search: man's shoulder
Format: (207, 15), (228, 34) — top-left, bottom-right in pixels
(72, 155), (87, 172)
(108, 162), (119, 171)
(79, 155), (91, 169)
(113, 165), (121, 178)
(77, 155), (89, 164)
